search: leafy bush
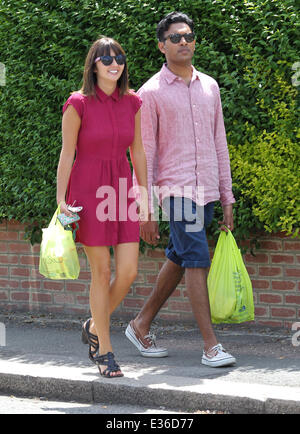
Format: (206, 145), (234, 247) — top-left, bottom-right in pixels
(0, 0), (299, 246)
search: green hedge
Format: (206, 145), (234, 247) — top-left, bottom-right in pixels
(0, 0), (299, 246)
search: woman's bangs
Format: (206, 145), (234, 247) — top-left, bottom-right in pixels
(95, 40), (124, 60)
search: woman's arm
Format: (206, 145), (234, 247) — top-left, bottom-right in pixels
(129, 109), (148, 222)
(56, 104), (81, 216)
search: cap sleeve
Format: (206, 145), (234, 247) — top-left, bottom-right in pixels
(62, 92), (85, 118)
(131, 92), (142, 114)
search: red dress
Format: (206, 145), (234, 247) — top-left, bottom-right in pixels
(62, 85), (142, 246)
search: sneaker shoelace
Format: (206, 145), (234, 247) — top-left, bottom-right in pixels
(144, 332), (157, 348)
(206, 344), (226, 358)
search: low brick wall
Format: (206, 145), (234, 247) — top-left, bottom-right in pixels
(0, 219), (299, 328)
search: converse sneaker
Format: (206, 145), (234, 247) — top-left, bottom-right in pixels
(125, 320), (168, 358)
(201, 343), (236, 367)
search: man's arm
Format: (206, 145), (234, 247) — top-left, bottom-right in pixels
(218, 204), (234, 232)
(213, 84), (235, 231)
(133, 88), (160, 244)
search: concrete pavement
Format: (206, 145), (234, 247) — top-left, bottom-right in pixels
(0, 313), (299, 414)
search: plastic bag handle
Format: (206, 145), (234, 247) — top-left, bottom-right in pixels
(72, 222), (79, 241)
(49, 203), (61, 227)
(222, 226), (240, 254)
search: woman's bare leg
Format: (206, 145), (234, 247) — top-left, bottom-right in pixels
(84, 245), (121, 376)
(85, 243), (139, 374)
(109, 242), (139, 311)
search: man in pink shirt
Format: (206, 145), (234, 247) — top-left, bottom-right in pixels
(126, 12), (236, 367)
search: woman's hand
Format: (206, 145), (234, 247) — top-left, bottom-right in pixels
(138, 203), (149, 226)
(137, 190), (149, 226)
(58, 201), (75, 217)
(140, 214), (160, 245)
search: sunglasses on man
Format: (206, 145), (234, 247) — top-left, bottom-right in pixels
(163, 32), (195, 44)
(94, 54), (126, 66)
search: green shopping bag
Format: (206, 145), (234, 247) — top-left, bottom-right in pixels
(208, 229), (254, 324)
(39, 205), (80, 280)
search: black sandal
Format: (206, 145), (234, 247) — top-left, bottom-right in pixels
(94, 352), (124, 378)
(81, 318), (99, 364)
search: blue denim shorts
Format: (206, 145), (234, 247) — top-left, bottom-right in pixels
(164, 197), (215, 268)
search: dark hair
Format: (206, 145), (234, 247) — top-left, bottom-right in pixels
(79, 36), (129, 97)
(156, 11), (194, 42)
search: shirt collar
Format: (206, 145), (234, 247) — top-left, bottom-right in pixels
(161, 63), (200, 84)
(95, 84), (120, 102)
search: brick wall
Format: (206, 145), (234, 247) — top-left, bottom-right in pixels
(0, 219), (299, 328)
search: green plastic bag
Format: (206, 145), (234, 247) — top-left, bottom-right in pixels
(207, 229), (254, 324)
(39, 205), (80, 280)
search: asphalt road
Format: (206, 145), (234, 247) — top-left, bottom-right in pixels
(0, 313), (299, 414)
(0, 394), (187, 414)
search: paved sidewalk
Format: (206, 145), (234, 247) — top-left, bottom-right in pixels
(0, 313), (299, 414)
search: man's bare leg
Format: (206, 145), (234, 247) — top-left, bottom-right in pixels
(185, 267), (218, 352)
(134, 259), (185, 336)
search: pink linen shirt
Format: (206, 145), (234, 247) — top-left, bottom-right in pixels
(134, 63), (235, 213)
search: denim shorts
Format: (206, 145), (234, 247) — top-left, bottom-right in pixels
(164, 197), (215, 268)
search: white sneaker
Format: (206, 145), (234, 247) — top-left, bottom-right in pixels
(125, 320), (168, 358)
(201, 343), (236, 368)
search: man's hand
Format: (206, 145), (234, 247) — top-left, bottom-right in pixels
(140, 214), (160, 245)
(218, 204), (234, 232)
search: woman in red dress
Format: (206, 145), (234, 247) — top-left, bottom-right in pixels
(56, 37), (148, 378)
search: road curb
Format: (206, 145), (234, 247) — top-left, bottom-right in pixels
(1, 372), (300, 414)
(0, 373), (93, 403)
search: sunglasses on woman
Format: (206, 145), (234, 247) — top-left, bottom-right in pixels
(94, 54), (126, 66)
(163, 32), (195, 44)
